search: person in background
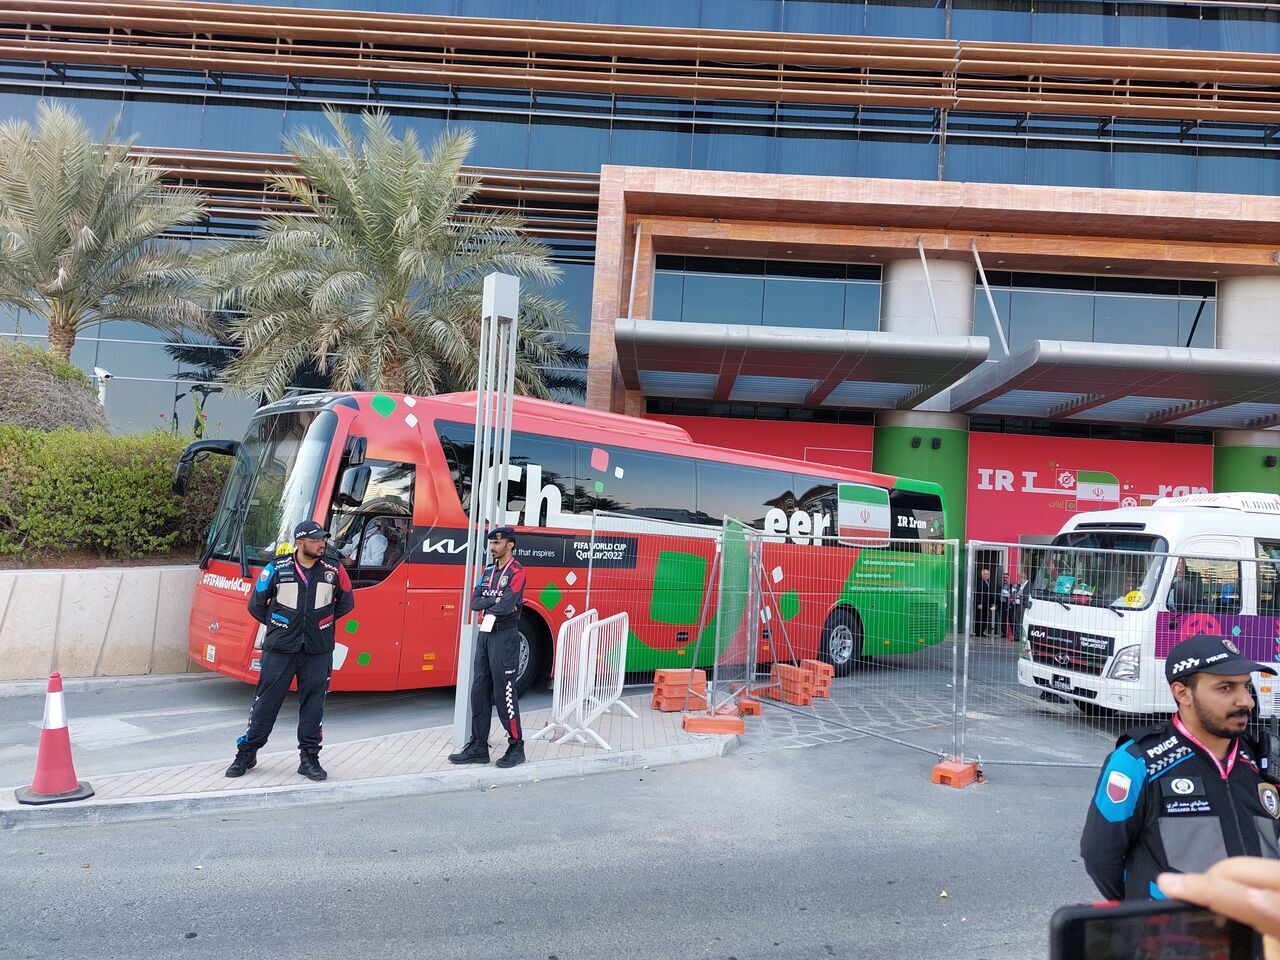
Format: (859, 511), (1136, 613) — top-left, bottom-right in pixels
(999, 573), (1012, 639)
(1007, 573), (1027, 641)
(974, 568), (995, 638)
(340, 516), (388, 567)
(1081, 634), (1280, 900)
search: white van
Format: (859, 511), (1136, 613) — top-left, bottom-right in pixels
(1015, 492), (1280, 717)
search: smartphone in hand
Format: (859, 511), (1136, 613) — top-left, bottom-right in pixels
(1050, 899), (1258, 960)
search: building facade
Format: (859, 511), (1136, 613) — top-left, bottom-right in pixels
(3, 0), (1280, 545)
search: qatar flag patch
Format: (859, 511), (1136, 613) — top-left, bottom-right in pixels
(1107, 770), (1132, 804)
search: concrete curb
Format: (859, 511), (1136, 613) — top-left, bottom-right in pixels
(0, 673), (212, 699)
(0, 735), (739, 832)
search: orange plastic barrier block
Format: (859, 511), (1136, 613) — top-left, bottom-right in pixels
(738, 699), (762, 716)
(682, 712), (745, 735)
(651, 694), (707, 712)
(654, 669), (706, 686)
(782, 690), (813, 706)
(801, 659), (835, 679)
(930, 760), (980, 789)
(773, 663), (809, 683)
(653, 683), (707, 698)
(812, 686), (830, 699)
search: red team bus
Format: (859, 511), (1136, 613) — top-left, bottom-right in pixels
(175, 391), (950, 695)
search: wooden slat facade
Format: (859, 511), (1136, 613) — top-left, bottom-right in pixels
(0, 0), (1278, 123)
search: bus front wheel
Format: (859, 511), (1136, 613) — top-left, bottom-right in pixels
(515, 613), (546, 698)
(820, 608), (863, 677)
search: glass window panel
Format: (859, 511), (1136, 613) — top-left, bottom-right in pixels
(762, 279), (845, 329)
(48, 94), (121, 139)
(542, 0), (619, 21)
(1026, 139), (1109, 188)
(857, 132), (938, 180)
(1179, 298), (1216, 349)
(614, 0), (702, 26)
(943, 136), (1026, 185)
(121, 97), (204, 148)
(1203, 8), (1280, 54)
(1115, 3), (1202, 50)
(843, 283), (881, 331)
(547, 262), (595, 335)
(576, 446), (697, 521)
(385, 111), (448, 146)
(0, 91), (39, 125)
(1112, 143), (1195, 192)
(456, 0), (536, 15)
(0, 308), (46, 336)
(681, 275), (765, 325)
(610, 121), (692, 168)
(1008, 290), (1093, 350)
(691, 126), (775, 173)
(101, 377), (179, 435)
(376, 0), (455, 10)
(1093, 294), (1180, 347)
(202, 101), (285, 153)
(1031, 1), (1115, 46)
(952, 0), (1032, 41)
(1198, 148), (1280, 197)
(784, 0), (866, 34)
(651, 273), (685, 321)
(529, 116), (610, 172)
(701, 0), (781, 30)
(774, 126), (856, 176)
(451, 114), (529, 168)
(865, 0), (945, 38)
(695, 462), (798, 528)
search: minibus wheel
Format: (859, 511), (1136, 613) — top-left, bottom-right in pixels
(820, 607), (863, 677)
(515, 613), (547, 698)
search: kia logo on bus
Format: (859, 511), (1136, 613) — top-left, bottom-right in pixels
(208, 620), (219, 635)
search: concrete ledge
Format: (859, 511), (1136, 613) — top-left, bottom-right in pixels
(0, 672), (217, 699)
(0, 565), (198, 682)
(0, 735), (738, 832)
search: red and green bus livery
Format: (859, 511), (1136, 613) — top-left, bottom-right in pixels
(176, 391), (950, 695)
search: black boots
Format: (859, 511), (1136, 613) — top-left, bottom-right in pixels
(448, 739), (491, 765)
(225, 747), (257, 778)
(495, 739), (525, 769)
(297, 750), (327, 781)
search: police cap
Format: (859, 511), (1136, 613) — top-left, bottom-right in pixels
(486, 526), (517, 543)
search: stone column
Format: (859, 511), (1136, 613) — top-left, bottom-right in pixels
(1212, 277), (1280, 493)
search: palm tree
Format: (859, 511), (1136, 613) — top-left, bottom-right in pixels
(199, 109), (581, 400)
(0, 102), (205, 359)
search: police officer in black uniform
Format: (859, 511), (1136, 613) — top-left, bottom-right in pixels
(449, 526), (528, 769)
(1081, 633), (1280, 900)
(225, 520), (355, 782)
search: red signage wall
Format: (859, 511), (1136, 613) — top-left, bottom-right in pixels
(650, 415), (874, 471)
(967, 433), (1212, 542)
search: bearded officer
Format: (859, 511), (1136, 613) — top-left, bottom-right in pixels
(1081, 633), (1280, 900)
(226, 519), (354, 781)
(449, 526), (527, 769)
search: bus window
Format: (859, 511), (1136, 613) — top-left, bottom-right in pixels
(889, 490), (945, 552)
(575, 445), (697, 524)
(695, 462), (797, 529)
(1169, 556), (1241, 616)
(436, 421), (575, 526)
(1258, 540), (1280, 615)
(329, 460), (414, 585)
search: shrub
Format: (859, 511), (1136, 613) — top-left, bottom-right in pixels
(0, 340), (107, 432)
(0, 427), (227, 560)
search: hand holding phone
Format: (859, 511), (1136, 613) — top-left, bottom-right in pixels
(1051, 899), (1257, 960)
(1159, 858), (1280, 960)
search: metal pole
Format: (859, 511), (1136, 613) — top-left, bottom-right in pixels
(915, 236), (941, 335)
(627, 221), (642, 320)
(948, 539), (962, 762)
(957, 540), (980, 764)
(453, 273), (521, 748)
(970, 240), (1010, 357)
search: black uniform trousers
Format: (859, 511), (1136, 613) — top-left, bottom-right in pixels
(470, 625), (522, 743)
(238, 647), (333, 753)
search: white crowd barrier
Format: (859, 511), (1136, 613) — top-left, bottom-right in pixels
(528, 609), (597, 744)
(573, 612), (637, 750)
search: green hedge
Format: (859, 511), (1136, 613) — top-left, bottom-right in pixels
(0, 426), (227, 560)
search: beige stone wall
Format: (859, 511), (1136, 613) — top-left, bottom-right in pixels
(0, 566), (199, 681)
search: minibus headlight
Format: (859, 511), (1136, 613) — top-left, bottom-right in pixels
(1020, 622), (1031, 661)
(1107, 645), (1141, 682)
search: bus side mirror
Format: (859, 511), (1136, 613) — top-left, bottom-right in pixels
(337, 465), (370, 507)
(345, 435), (367, 467)
(172, 460), (192, 497)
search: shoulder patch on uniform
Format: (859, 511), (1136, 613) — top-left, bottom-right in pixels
(1261, 783), (1280, 819)
(1094, 746), (1147, 823)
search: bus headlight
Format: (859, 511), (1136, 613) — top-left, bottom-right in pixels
(1020, 622), (1031, 661)
(1107, 645), (1141, 682)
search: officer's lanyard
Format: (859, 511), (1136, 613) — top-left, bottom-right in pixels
(1174, 713), (1238, 780)
(487, 559), (513, 591)
(293, 558), (311, 590)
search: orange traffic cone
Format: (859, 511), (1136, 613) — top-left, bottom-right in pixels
(15, 673), (94, 805)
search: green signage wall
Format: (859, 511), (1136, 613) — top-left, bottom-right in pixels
(872, 421), (969, 541)
(1213, 445), (1280, 495)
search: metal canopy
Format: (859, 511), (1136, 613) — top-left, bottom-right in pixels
(950, 340), (1280, 429)
(615, 318), (988, 410)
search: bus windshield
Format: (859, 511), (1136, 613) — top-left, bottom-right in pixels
(207, 409), (338, 567)
(1031, 531), (1169, 610)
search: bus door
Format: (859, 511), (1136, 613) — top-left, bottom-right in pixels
(327, 459), (416, 690)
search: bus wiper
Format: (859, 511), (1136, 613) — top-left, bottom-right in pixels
(198, 475), (253, 574)
(1107, 604), (1125, 619)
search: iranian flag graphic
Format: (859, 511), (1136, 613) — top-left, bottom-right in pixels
(838, 483), (891, 542)
(1075, 470), (1120, 504)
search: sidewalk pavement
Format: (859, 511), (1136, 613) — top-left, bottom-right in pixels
(0, 695), (736, 831)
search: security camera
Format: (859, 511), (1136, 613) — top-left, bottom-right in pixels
(93, 367), (113, 381)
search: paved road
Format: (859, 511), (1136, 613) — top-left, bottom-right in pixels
(0, 675), (551, 787)
(2, 735), (1099, 960)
